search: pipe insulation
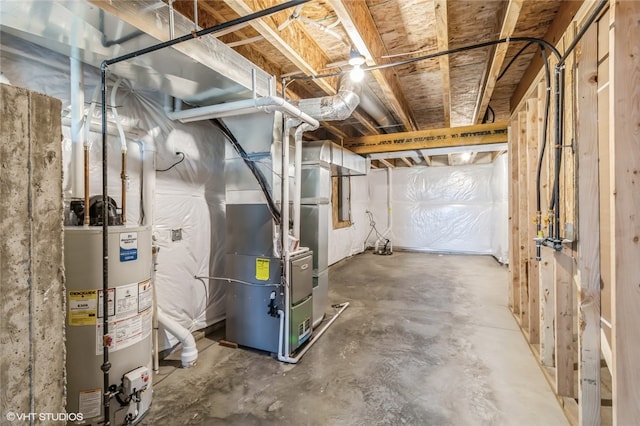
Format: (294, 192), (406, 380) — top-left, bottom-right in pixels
(156, 308), (198, 368)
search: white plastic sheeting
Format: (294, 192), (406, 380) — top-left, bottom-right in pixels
(490, 154), (509, 263)
(362, 159), (509, 262)
(1, 33), (227, 349)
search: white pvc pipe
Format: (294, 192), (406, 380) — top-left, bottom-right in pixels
(70, 55), (84, 199)
(277, 302), (349, 364)
(165, 96), (319, 129)
(157, 307), (197, 368)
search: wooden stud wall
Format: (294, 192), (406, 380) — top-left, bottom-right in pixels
(507, 1), (640, 424)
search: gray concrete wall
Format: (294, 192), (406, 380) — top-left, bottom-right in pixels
(0, 83), (65, 420)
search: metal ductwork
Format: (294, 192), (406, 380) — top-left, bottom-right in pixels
(293, 76), (361, 122)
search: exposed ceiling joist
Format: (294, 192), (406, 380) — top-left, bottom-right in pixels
(434, 0), (451, 127)
(400, 157), (413, 167)
(472, 0), (524, 123)
(379, 158), (395, 168)
(219, 0), (380, 137)
(327, 0), (418, 131)
(422, 153), (432, 166)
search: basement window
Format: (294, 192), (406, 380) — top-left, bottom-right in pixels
(332, 175), (351, 229)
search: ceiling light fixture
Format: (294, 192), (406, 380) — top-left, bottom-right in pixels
(348, 48), (365, 82)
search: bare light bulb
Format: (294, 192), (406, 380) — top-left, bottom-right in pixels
(461, 152), (472, 161)
(350, 65), (364, 82)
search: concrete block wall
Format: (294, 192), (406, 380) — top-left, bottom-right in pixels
(0, 84), (65, 418)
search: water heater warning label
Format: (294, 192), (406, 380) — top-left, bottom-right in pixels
(68, 290), (98, 326)
(96, 309), (151, 355)
(119, 232), (138, 262)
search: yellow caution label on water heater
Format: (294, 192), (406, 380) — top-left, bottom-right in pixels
(256, 258), (270, 281)
(68, 290), (98, 326)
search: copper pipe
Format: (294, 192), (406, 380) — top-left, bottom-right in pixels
(83, 146), (90, 226)
(121, 150), (127, 224)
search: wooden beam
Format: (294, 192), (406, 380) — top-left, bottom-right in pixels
(511, 0), (583, 111)
(575, 21), (601, 426)
(378, 158), (395, 169)
(473, 0), (524, 124)
(422, 153), (432, 166)
(219, 0), (380, 135)
(328, 0), (418, 131)
(539, 247), (555, 366)
(400, 157), (413, 167)
(447, 153), (454, 166)
(610, 2), (640, 423)
(491, 150), (506, 161)
(509, 117), (521, 315)
(526, 98), (540, 344)
(434, 0), (451, 127)
(518, 111), (529, 328)
(344, 122), (508, 154)
(554, 250), (574, 398)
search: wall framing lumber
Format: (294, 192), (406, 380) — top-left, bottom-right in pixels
(539, 247), (555, 367)
(344, 122), (508, 155)
(609, 1), (640, 423)
(575, 21), (601, 426)
(517, 111), (529, 327)
(526, 97), (540, 344)
(509, 118), (521, 315)
(554, 250), (574, 398)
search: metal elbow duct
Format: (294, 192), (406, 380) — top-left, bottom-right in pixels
(294, 76), (360, 121)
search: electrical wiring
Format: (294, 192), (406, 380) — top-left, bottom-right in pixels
(287, 36), (561, 82)
(210, 118), (282, 224)
(155, 151), (185, 172)
(497, 42), (534, 82)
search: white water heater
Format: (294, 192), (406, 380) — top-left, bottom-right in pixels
(65, 226), (152, 425)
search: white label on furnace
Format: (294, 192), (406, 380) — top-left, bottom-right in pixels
(78, 388), (102, 419)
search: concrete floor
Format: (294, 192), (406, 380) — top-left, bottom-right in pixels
(141, 252), (567, 425)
